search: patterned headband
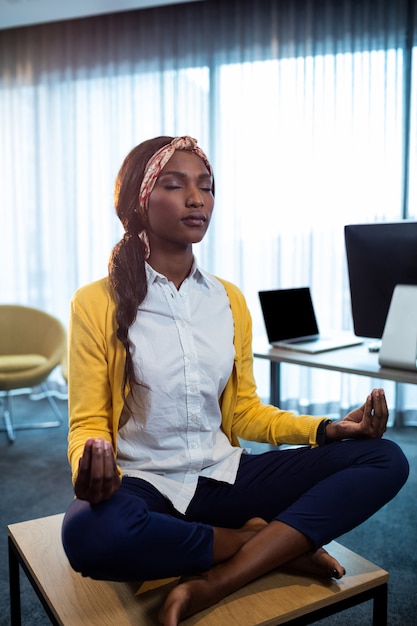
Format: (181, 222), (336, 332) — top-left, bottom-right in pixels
(138, 136), (213, 214)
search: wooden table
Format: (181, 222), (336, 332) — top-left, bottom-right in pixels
(8, 513), (389, 625)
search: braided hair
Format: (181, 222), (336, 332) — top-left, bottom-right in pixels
(108, 136), (174, 397)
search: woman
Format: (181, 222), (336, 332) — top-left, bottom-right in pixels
(62, 136), (409, 626)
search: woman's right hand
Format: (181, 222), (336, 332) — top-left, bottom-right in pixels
(74, 438), (121, 504)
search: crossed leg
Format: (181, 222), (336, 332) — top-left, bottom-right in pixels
(160, 438), (408, 625)
(160, 519), (345, 626)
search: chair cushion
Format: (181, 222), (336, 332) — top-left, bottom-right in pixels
(0, 354), (48, 373)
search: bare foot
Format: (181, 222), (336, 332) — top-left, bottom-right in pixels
(237, 517), (268, 540)
(283, 547), (346, 579)
(212, 517), (268, 564)
(159, 573), (224, 626)
(158, 547), (346, 626)
(159, 523), (344, 625)
(159, 519), (268, 625)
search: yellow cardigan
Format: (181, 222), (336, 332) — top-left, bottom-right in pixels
(68, 276), (326, 482)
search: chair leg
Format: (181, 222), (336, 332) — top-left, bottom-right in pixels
(40, 383), (64, 422)
(0, 387), (62, 442)
(1, 392), (16, 443)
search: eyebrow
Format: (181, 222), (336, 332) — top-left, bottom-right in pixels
(158, 170), (212, 180)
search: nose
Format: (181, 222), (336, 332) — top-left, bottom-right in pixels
(186, 186), (204, 207)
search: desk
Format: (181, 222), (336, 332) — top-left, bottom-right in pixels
(253, 342), (417, 424)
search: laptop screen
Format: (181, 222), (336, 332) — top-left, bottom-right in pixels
(258, 287), (319, 342)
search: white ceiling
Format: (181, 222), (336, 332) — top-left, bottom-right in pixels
(0, 0), (203, 30)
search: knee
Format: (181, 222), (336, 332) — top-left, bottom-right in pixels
(61, 500), (102, 575)
(61, 496), (150, 580)
(376, 438), (409, 490)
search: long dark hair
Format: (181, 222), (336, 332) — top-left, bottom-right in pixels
(108, 136), (174, 397)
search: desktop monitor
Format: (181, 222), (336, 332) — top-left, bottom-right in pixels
(344, 221), (417, 340)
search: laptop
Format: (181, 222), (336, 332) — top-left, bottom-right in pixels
(258, 287), (363, 354)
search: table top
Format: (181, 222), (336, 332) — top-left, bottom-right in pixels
(253, 340), (417, 386)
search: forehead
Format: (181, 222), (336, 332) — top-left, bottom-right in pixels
(160, 150), (211, 176)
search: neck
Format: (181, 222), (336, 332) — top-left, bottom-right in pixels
(148, 248), (194, 289)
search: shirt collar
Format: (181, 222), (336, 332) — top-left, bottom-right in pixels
(145, 258), (214, 289)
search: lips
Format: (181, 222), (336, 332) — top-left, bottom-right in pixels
(181, 212), (207, 226)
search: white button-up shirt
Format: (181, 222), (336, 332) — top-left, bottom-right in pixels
(116, 261), (243, 514)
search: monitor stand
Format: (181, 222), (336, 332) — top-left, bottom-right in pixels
(378, 285), (417, 371)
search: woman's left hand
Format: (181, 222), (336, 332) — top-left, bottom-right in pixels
(325, 388), (388, 442)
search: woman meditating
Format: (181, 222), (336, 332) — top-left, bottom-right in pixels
(62, 135), (409, 626)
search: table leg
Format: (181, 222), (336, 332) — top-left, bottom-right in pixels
(372, 582), (388, 625)
(8, 536), (22, 626)
(269, 361), (281, 406)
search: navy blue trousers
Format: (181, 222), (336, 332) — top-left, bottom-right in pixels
(62, 438), (408, 582)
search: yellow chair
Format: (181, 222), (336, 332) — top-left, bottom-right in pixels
(0, 305), (67, 443)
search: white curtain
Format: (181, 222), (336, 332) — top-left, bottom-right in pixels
(1, 0), (416, 418)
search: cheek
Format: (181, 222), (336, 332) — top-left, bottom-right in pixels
(147, 197), (177, 225)
(206, 201), (214, 223)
